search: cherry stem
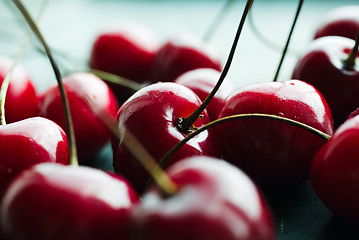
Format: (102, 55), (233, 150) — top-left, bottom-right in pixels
(161, 113), (331, 168)
(12, 0), (79, 166)
(0, 0), (49, 126)
(85, 101), (178, 196)
(273, 0), (303, 82)
(203, 0), (236, 41)
(343, 30), (359, 71)
(90, 69), (145, 91)
(178, 0), (254, 133)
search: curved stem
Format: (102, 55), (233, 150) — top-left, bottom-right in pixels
(0, 0), (49, 126)
(12, 0), (79, 166)
(203, 0), (236, 41)
(273, 0), (303, 82)
(343, 30), (359, 71)
(178, 0), (254, 133)
(161, 113), (331, 169)
(90, 69), (145, 91)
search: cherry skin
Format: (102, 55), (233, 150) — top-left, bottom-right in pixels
(112, 82), (220, 193)
(1, 163), (139, 240)
(150, 31), (222, 83)
(292, 36), (359, 127)
(174, 68), (235, 121)
(314, 6), (359, 40)
(217, 80), (333, 191)
(89, 21), (159, 102)
(38, 72), (119, 165)
(0, 117), (69, 201)
(0, 56), (38, 123)
(132, 156), (276, 240)
(311, 115), (359, 225)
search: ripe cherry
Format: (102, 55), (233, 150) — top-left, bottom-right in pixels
(38, 72), (118, 164)
(217, 80), (333, 190)
(0, 56), (38, 123)
(1, 163), (138, 240)
(112, 82), (220, 193)
(149, 30), (222, 83)
(311, 115), (359, 225)
(314, 6), (359, 40)
(133, 156), (276, 240)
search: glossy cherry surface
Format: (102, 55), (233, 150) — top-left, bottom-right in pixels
(314, 6), (359, 40)
(0, 57), (38, 124)
(217, 80), (333, 190)
(174, 68), (235, 121)
(0, 117), (69, 200)
(132, 156), (276, 240)
(311, 115), (359, 225)
(150, 31), (222, 83)
(89, 21), (159, 102)
(38, 72), (118, 164)
(292, 36), (359, 127)
(112, 82), (220, 193)
(1, 163), (139, 240)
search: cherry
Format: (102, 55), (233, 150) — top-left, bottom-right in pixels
(89, 21), (159, 102)
(0, 117), (69, 201)
(311, 115), (359, 225)
(0, 56), (38, 124)
(174, 68), (235, 121)
(292, 35), (359, 127)
(149, 30), (222, 83)
(217, 80), (333, 190)
(314, 5), (359, 40)
(132, 156), (276, 240)
(112, 82), (220, 193)
(1, 163), (139, 240)
(38, 72), (118, 164)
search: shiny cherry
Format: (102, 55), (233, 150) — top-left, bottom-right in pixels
(1, 163), (139, 240)
(0, 56), (38, 123)
(132, 156), (276, 240)
(292, 36), (359, 127)
(314, 6), (359, 40)
(0, 117), (69, 200)
(38, 72), (118, 164)
(112, 82), (220, 193)
(217, 80), (333, 190)
(89, 21), (159, 102)
(150, 31), (222, 83)
(311, 115), (359, 225)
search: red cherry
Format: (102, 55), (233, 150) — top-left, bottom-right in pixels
(314, 6), (359, 40)
(292, 36), (359, 127)
(217, 80), (333, 190)
(112, 82), (220, 193)
(38, 72), (118, 164)
(150, 31), (222, 83)
(0, 117), (69, 200)
(1, 163), (138, 240)
(133, 156), (276, 240)
(89, 21), (159, 102)
(0, 57), (38, 123)
(174, 68), (235, 121)
(311, 115), (359, 225)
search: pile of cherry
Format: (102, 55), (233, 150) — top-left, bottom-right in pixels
(0, 3), (359, 240)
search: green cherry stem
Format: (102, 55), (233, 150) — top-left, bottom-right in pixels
(12, 0), (79, 166)
(203, 0), (236, 41)
(343, 30), (359, 71)
(0, 0), (49, 126)
(273, 0), (303, 82)
(178, 0), (254, 133)
(161, 113), (330, 169)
